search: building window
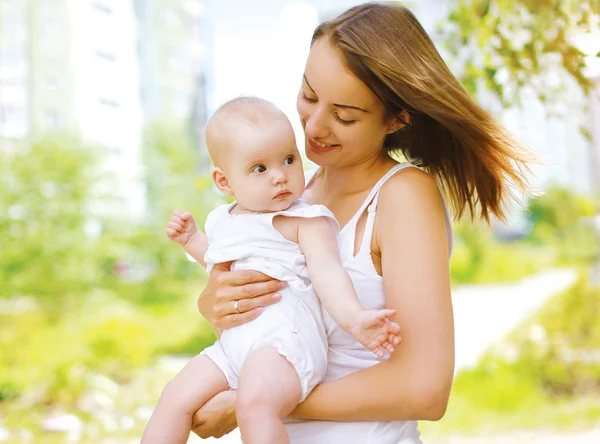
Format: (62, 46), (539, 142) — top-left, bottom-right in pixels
(44, 108), (60, 129)
(46, 75), (59, 90)
(99, 98), (120, 108)
(174, 92), (190, 117)
(1, 105), (28, 138)
(92, 1), (113, 14)
(166, 9), (182, 28)
(95, 50), (116, 62)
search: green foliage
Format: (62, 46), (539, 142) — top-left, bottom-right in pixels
(453, 361), (547, 412)
(0, 136), (103, 305)
(527, 186), (597, 263)
(0, 130), (219, 406)
(526, 275), (600, 394)
(0, 290), (214, 405)
(442, 0), (599, 107)
(422, 273), (600, 437)
(529, 186), (596, 232)
(141, 122), (219, 227)
(450, 221), (552, 284)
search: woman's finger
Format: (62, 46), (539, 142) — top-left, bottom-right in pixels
(236, 291), (282, 313)
(214, 279), (285, 304)
(217, 307), (264, 330)
(229, 280), (286, 302)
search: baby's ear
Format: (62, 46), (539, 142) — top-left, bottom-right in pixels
(211, 167), (234, 196)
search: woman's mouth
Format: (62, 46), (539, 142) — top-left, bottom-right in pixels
(307, 137), (339, 153)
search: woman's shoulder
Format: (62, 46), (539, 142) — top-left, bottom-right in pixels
(376, 164), (453, 252)
(379, 164), (441, 204)
(376, 165), (448, 226)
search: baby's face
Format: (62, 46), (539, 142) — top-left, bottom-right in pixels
(225, 122), (305, 213)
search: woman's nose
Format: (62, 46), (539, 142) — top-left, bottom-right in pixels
(304, 107), (330, 139)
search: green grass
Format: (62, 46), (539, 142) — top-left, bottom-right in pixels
(420, 395), (600, 439)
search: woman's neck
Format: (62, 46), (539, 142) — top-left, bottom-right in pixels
(318, 155), (398, 198)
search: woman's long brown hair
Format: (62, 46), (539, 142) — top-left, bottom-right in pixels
(313, 2), (539, 223)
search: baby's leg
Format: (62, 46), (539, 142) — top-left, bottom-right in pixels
(236, 347), (302, 444)
(141, 355), (228, 444)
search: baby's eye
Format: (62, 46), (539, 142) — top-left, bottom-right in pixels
(252, 165), (267, 173)
(283, 155), (295, 165)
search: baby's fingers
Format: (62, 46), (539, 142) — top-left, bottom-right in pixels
(389, 333), (402, 347)
(385, 319), (401, 333)
(165, 228), (178, 239)
(376, 309), (397, 320)
(167, 221), (184, 232)
(371, 346), (385, 358)
(381, 340), (395, 354)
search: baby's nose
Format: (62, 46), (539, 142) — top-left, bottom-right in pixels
(272, 169), (287, 185)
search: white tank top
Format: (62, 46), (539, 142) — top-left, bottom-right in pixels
(285, 162), (453, 444)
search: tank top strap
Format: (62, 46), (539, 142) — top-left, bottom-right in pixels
(357, 163), (416, 254)
(359, 163), (454, 258)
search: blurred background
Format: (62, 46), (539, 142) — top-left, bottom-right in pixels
(1, 0), (599, 443)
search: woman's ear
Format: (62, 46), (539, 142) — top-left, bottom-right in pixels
(211, 167), (234, 196)
(386, 109), (411, 134)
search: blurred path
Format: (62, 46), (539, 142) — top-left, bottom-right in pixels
(184, 268), (579, 443)
(453, 267), (578, 371)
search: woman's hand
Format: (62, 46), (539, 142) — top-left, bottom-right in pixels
(198, 261), (286, 329)
(191, 390), (238, 439)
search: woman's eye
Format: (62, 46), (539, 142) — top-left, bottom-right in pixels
(334, 114), (356, 126)
(284, 155), (295, 165)
(301, 92), (318, 103)
(252, 165), (266, 173)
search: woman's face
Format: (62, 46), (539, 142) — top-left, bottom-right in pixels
(297, 37), (396, 167)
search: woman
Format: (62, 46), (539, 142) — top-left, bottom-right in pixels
(191, 3), (534, 443)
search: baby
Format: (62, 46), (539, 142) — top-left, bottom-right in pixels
(141, 97), (401, 444)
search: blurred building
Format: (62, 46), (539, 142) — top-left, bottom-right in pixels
(0, 0), (210, 219)
(587, 77), (600, 194)
(0, 0), (31, 139)
(135, 0), (206, 128)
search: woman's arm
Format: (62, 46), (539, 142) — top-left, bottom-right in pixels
(292, 168), (455, 422)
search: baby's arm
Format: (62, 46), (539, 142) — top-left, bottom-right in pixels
(166, 209), (209, 268)
(297, 217), (400, 357)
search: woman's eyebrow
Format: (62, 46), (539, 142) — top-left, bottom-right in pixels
(303, 75), (370, 113)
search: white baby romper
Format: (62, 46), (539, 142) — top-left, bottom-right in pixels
(285, 163), (453, 443)
(200, 198), (338, 402)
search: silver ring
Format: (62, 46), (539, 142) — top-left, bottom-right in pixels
(233, 300), (240, 314)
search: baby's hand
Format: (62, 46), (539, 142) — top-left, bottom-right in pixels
(349, 309), (401, 358)
(165, 209), (199, 247)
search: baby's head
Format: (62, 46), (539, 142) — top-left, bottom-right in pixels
(206, 97), (305, 213)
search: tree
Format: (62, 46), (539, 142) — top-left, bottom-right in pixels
(441, 0), (599, 107)
(0, 136), (104, 305)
